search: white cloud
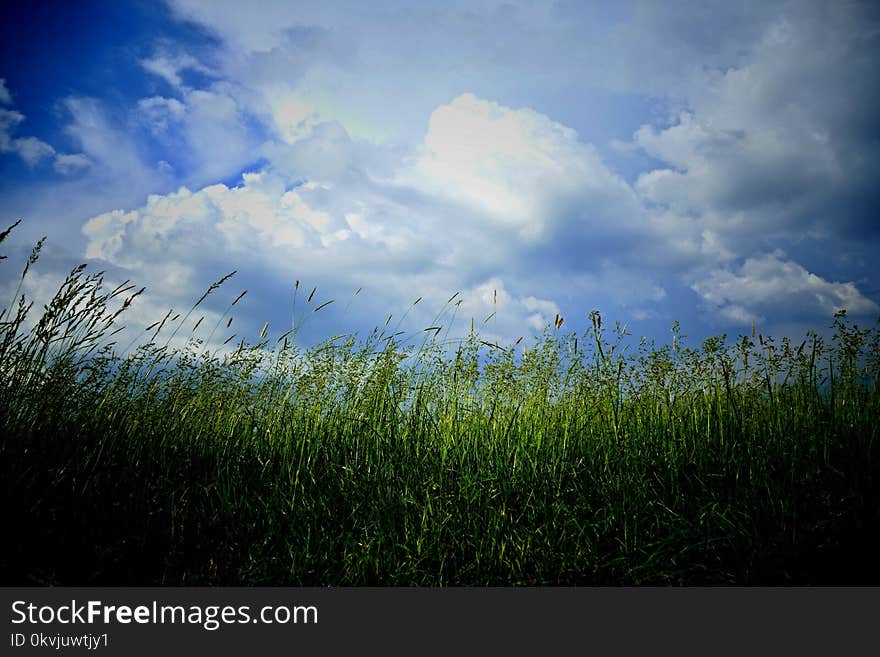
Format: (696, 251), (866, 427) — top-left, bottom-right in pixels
(269, 95), (318, 144)
(261, 119), (354, 184)
(631, 5), (877, 254)
(692, 251), (879, 325)
(522, 295), (561, 332)
(456, 277), (561, 341)
(0, 79), (11, 105)
(76, 113), (580, 345)
(74, 168), (429, 345)
(10, 136), (55, 166)
(0, 107), (24, 140)
(633, 108), (841, 222)
(53, 152), (92, 175)
(618, 6), (880, 332)
(0, 105), (55, 167)
(83, 208), (139, 261)
(182, 88), (258, 183)
(3, 1), (875, 355)
(137, 96), (187, 134)
(166, 0), (323, 54)
(415, 93), (641, 242)
(62, 97), (157, 182)
(73, 90), (684, 346)
(133, 85), (258, 187)
(0, 88), (102, 177)
(141, 52), (215, 89)
(136, 48), (263, 185)
(82, 173), (342, 270)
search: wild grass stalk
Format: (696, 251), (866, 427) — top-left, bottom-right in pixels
(1, 224), (878, 584)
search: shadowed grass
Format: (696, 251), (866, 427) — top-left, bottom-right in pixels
(1, 225), (878, 584)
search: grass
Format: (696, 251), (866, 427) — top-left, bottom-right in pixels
(1, 223), (878, 585)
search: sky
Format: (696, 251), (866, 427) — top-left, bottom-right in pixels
(1, 0), (879, 350)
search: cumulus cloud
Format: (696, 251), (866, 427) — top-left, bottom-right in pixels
(634, 108), (842, 225)
(98, 85), (880, 345)
(615, 3), (880, 332)
(261, 119), (356, 184)
(78, 102), (586, 345)
(269, 95), (319, 144)
(7, 2), (878, 349)
(84, 174), (302, 266)
(73, 87), (700, 346)
(692, 251), (879, 325)
(456, 277), (560, 340)
(414, 93), (643, 245)
(632, 4), (880, 251)
(419, 93), (571, 228)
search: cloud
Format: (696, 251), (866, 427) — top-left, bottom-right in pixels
(632, 4), (880, 249)
(456, 277), (560, 340)
(81, 172), (339, 270)
(71, 90), (710, 345)
(165, 0), (330, 54)
(634, 108), (842, 224)
(182, 87), (256, 177)
(12, 136), (56, 166)
(0, 79), (11, 105)
(261, 119), (355, 183)
(137, 96), (187, 134)
(136, 43), (262, 185)
(1, 107), (53, 165)
(269, 95), (318, 144)
(62, 97), (158, 183)
(83, 208), (139, 262)
(8, 3), (879, 349)
(53, 153), (92, 175)
(0, 90), (178, 265)
(418, 93), (573, 228)
(0, 107), (23, 140)
(616, 3), (880, 331)
(133, 84), (260, 187)
(77, 114), (579, 345)
(415, 93), (642, 244)
(0, 90), (89, 171)
(692, 251), (879, 325)
(141, 52), (215, 89)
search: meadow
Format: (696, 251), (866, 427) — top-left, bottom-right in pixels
(2, 222), (878, 585)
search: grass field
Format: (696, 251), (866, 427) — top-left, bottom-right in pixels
(2, 224), (879, 585)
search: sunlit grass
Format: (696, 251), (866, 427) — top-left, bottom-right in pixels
(1, 222), (878, 584)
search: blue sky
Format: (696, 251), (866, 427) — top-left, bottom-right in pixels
(1, 0), (879, 349)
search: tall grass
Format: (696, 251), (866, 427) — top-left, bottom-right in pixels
(1, 224), (878, 584)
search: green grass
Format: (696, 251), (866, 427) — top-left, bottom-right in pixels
(1, 224), (879, 585)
